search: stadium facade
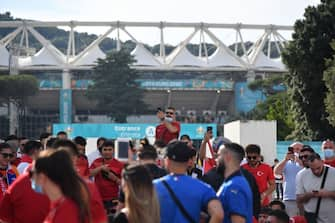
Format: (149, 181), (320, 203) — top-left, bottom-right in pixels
(0, 21), (291, 138)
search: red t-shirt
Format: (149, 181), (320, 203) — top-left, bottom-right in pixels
(155, 121), (180, 145)
(44, 197), (81, 223)
(76, 155), (89, 178)
(242, 162), (274, 205)
(89, 157), (124, 201)
(324, 159), (335, 168)
(0, 173), (50, 223)
(85, 180), (107, 223)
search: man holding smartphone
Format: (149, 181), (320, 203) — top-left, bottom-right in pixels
(155, 107), (180, 146)
(274, 142), (303, 217)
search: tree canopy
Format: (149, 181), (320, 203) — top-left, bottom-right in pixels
(281, 0), (335, 140)
(87, 50), (148, 122)
(324, 41), (335, 127)
(0, 74), (39, 108)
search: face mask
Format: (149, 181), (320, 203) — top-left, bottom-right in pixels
(324, 149), (335, 158)
(31, 179), (43, 194)
(164, 117), (173, 122)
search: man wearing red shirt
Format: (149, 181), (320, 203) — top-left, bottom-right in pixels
(322, 139), (335, 167)
(90, 140), (124, 214)
(155, 107), (180, 146)
(73, 136), (90, 178)
(242, 144), (275, 207)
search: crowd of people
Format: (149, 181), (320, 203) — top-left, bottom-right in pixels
(0, 106), (334, 223)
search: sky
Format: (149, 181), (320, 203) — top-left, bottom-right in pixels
(1, 0), (321, 45)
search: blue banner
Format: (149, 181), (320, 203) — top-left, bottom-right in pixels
(235, 82), (265, 113)
(137, 79), (233, 90)
(52, 123), (217, 140)
(59, 89), (72, 123)
(39, 79), (233, 90)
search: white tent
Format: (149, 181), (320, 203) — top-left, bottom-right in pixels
(73, 45), (106, 66)
(206, 47), (245, 68)
(19, 47), (65, 66)
(131, 44), (161, 66)
(166, 46), (206, 67)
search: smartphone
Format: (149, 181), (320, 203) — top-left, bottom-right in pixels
(288, 147), (294, 153)
(207, 126), (213, 132)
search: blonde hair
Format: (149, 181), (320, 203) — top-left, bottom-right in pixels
(123, 164), (160, 223)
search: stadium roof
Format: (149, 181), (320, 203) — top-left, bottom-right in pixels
(0, 20), (292, 72)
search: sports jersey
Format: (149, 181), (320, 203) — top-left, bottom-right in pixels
(76, 155), (89, 178)
(85, 179), (107, 223)
(217, 170), (253, 223)
(154, 174), (217, 223)
(89, 157), (124, 200)
(155, 121), (180, 145)
(324, 159), (335, 168)
(242, 162), (274, 205)
(0, 173), (50, 223)
(44, 197), (81, 223)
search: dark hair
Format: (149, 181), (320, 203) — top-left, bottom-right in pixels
(307, 153), (321, 162)
(23, 140), (42, 155)
(39, 132), (52, 141)
(56, 131), (67, 137)
(225, 143), (245, 162)
(138, 145), (158, 160)
(269, 200), (286, 210)
(73, 136), (87, 146)
(46, 137), (58, 149)
(96, 137), (106, 146)
(140, 138), (149, 146)
(301, 145), (315, 153)
(259, 207), (272, 215)
(180, 134), (191, 141)
(52, 139), (79, 157)
(99, 140), (115, 153)
(34, 150), (91, 223)
(268, 210), (289, 223)
(245, 144), (261, 154)
(0, 142), (11, 151)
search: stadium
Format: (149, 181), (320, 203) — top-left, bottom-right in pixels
(0, 20), (291, 138)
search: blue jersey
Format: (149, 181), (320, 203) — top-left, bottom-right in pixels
(217, 171), (253, 223)
(154, 174), (217, 223)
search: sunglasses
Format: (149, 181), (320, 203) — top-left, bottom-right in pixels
(299, 155), (310, 160)
(165, 112), (174, 115)
(247, 156), (258, 160)
(1, 153), (14, 159)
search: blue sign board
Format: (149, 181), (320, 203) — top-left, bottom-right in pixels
(39, 79), (233, 90)
(53, 123), (217, 140)
(59, 89), (72, 123)
(235, 82), (265, 113)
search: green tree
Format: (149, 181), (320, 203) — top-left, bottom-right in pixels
(247, 76), (294, 140)
(87, 50), (148, 122)
(324, 41), (335, 126)
(0, 74), (39, 110)
(281, 0), (335, 140)
(0, 74), (39, 135)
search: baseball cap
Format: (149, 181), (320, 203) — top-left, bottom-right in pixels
(166, 141), (193, 162)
